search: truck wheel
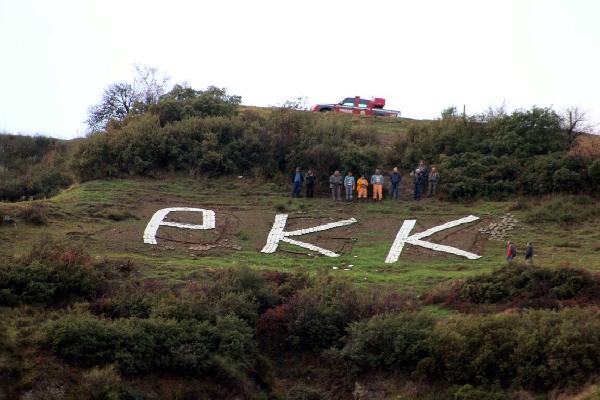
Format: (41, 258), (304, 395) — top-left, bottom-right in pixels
(319, 108), (332, 112)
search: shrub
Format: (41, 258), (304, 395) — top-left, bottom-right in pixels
(589, 159), (600, 187)
(0, 240), (101, 306)
(257, 277), (369, 353)
(335, 313), (434, 371)
(331, 308), (600, 391)
(45, 314), (267, 389)
(421, 309), (600, 390)
(460, 264), (600, 306)
(46, 315), (121, 368)
(16, 203), (47, 225)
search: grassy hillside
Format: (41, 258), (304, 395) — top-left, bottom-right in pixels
(2, 177), (599, 291)
(2, 176), (600, 398)
(2, 101), (600, 398)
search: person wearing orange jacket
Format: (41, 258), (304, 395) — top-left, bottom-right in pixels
(357, 174), (369, 202)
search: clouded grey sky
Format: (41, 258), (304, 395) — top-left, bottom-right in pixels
(1, 0), (599, 138)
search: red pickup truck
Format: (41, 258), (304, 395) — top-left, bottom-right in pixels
(311, 96), (401, 117)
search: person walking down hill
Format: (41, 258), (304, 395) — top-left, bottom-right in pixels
(390, 167), (402, 200)
(506, 240), (517, 262)
(305, 170), (316, 198)
(525, 242), (534, 264)
(344, 171), (356, 202)
(371, 169), (384, 201)
(357, 174), (369, 202)
(329, 170), (343, 201)
(412, 161), (426, 201)
(427, 167), (440, 197)
(291, 167), (304, 198)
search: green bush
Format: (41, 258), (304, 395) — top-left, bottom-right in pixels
(333, 308), (600, 391)
(46, 315), (121, 368)
(335, 313), (434, 371)
(0, 134), (71, 201)
(460, 264), (599, 305)
(16, 203), (48, 225)
(589, 159), (600, 187)
(0, 241), (101, 306)
(421, 309), (600, 390)
(46, 314), (264, 386)
(258, 277), (370, 353)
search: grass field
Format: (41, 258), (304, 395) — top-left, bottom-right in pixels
(2, 176), (599, 296)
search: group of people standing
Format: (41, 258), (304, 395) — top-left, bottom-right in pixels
(291, 160), (440, 202)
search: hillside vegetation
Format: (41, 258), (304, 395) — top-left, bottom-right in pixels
(1, 84), (600, 399)
(2, 83), (600, 202)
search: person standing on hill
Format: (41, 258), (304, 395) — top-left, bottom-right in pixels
(371, 169), (384, 201)
(305, 169), (316, 198)
(291, 167), (304, 198)
(344, 171), (356, 202)
(357, 174), (369, 202)
(329, 170), (343, 201)
(506, 240), (517, 262)
(390, 167), (402, 200)
(525, 242), (534, 264)
(427, 166), (440, 197)
(412, 161), (426, 201)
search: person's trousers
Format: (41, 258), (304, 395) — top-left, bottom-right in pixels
(331, 185), (341, 201)
(306, 184), (314, 198)
(292, 182), (301, 197)
(414, 182), (422, 200)
(345, 185), (353, 200)
(357, 188), (367, 198)
(373, 184), (383, 200)
(428, 181), (438, 197)
(391, 183), (399, 199)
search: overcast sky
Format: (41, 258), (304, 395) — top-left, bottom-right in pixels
(1, 0), (599, 139)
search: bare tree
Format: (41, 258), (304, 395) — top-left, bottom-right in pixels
(561, 107), (594, 146)
(133, 64), (170, 105)
(86, 82), (140, 132)
(86, 64), (170, 132)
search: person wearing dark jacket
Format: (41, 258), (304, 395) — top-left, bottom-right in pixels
(525, 242), (534, 264)
(291, 167), (304, 198)
(305, 170), (316, 198)
(412, 161), (426, 201)
(390, 167), (402, 200)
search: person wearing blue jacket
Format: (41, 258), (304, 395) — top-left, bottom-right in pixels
(344, 171), (356, 201)
(291, 167), (304, 198)
(390, 167), (402, 200)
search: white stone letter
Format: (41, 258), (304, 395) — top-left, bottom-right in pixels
(385, 215), (481, 263)
(261, 214), (357, 257)
(143, 207), (216, 245)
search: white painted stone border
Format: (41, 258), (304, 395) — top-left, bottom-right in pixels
(143, 207), (216, 245)
(261, 214), (356, 257)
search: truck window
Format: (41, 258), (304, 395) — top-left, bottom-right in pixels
(341, 98), (355, 107)
(358, 99), (369, 108)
